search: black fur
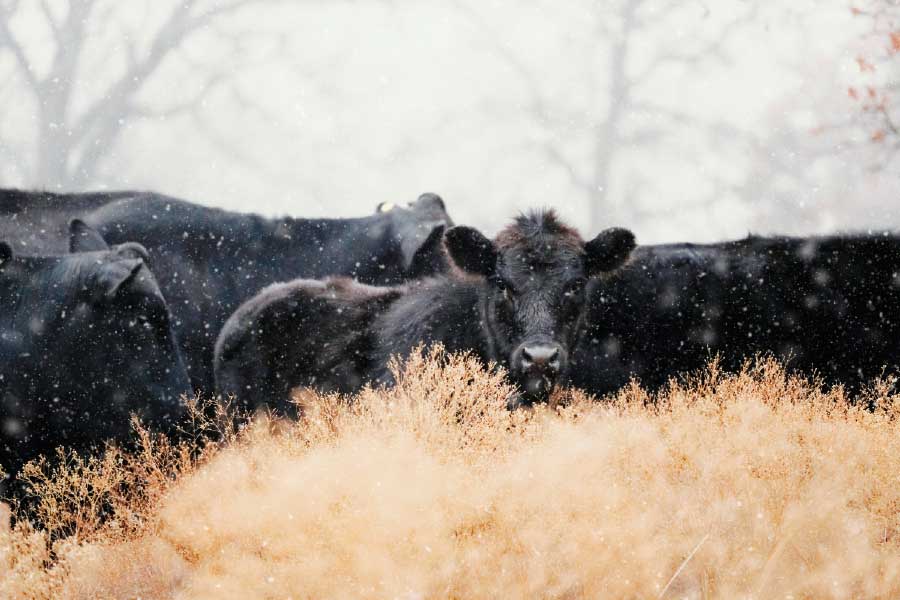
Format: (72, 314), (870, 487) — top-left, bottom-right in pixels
(215, 210), (636, 409)
(0, 189), (136, 254)
(0, 222), (191, 483)
(214, 278), (403, 414)
(0, 189), (452, 393)
(571, 233), (900, 397)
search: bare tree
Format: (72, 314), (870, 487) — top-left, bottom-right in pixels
(454, 0), (759, 230)
(735, 2), (900, 235)
(0, 0), (288, 189)
(837, 1), (900, 163)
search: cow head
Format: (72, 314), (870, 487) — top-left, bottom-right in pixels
(377, 193), (453, 279)
(0, 221), (191, 440)
(444, 210), (635, 408)
(65, 220), (191, 418)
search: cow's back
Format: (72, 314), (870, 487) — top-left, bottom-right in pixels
(86, 194), (268, 336)
(0, 189), (137, 254)
(574, 234), (900, 397)
(740, 234), (900, 382)
(572, 245), (731, 394)
(214, 277), (404, 412)
(86, 194), (452, 394)
(86, 194), (285, 393)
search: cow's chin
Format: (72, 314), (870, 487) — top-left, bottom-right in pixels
(507, 374), (556, 410)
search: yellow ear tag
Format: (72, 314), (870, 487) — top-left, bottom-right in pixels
(379, 202), (396, 213)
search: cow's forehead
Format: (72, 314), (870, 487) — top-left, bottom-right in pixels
(493, 209), (585, 277)
(498, 244), (584, 285)
(503, 240), (583, 265)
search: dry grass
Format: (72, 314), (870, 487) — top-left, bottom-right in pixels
(2, 348), (900, 599)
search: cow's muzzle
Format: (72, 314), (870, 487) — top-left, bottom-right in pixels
(509, 341), (564, 408)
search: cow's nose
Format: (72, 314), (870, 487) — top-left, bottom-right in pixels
(520, 344), (561, 373)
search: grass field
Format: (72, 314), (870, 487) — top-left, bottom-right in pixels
(2, 348), (900, 599)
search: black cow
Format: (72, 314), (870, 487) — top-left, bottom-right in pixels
(0, 189), (452, 393)
(214, 278), (405, 414)
(0, 188), (135, 255)
(214, 210), (636, 411)
(570, 233), (900, 397)
(0, 221), (191, 480)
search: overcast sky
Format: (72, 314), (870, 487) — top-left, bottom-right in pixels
(1, 0), (897, 242)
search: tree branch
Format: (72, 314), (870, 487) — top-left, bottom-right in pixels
(73, 0), (284, 138)
(541, 142), (592, 192)
(0, 12), (39, 91)
(38, 0), (60, 37)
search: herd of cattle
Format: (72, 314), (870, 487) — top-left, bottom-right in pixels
(2, 188), (900, 485)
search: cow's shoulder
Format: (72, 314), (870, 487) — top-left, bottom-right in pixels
(374, 275), (483, 359)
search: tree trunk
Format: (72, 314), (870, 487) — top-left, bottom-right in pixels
(30, 2), (94, 189)
(590, 0), (637, 231)
(34, 97), (73, 189)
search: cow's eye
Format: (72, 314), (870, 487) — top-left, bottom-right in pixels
(562, 280), (586, 303)
(493, 278), (517, 305)
(563, 286), (581, 298)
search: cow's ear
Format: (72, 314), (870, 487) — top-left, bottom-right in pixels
(412, 192), (446, 213)
(0, 242), (12, 267)
(404, 223), (447, 277)
(94, 258), (144, 301)
(584, 227), (636, 276)
(114, 241), (150, 261)
(69, 219), (109, 253)
(444, 226), (498, 277)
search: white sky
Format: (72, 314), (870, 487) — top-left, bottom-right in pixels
(1, 0), (897, 243)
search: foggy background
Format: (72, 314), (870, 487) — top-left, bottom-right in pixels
(0, 0), (898, 242)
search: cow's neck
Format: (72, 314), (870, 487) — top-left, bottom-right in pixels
(476, 285), (503, 366)
(0, 257), (70, 350)
(278, 214), (396, 280)
(280, 213), (392, 244)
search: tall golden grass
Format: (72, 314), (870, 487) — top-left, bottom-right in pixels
(2, 348), (900, 599)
